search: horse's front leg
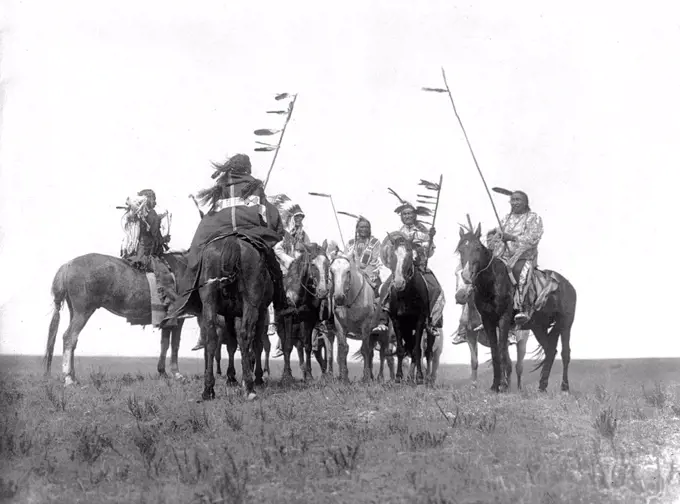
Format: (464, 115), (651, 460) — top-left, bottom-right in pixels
(360, 332), (373, 383)
(280, 315), (294, 383)
(158, 328), (171, 377)
(334, 318), (349, 382)
(516, 333), (527, 390)
(413, 316), (427, 385)
(302, 319), (315, 381)
(393, 317), (405, 383)
(467, 332), (479, 384)
(498, 316), (512, 392)
(483, 319), (501, 392)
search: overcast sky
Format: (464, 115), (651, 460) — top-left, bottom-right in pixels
(1, 0), (679, 366)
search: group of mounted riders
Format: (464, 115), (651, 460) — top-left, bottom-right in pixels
(120, 153), (544, 357)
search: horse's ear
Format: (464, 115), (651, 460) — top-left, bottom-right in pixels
(459, 227), (465, 238)
(475, 223), (481, 238)
(322, 239), (328, 253)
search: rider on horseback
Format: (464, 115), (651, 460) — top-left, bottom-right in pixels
(372, 200), (445, 337)
(272, 203), (311, 357)
(486, 190), (544, 325)
(160, 154), (289, 346)
(120, 189), (179, 315)
(344, 216), (382, 298)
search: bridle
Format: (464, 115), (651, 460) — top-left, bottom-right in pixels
(330, 256), (367, 308)
(294, 253), (329, 300)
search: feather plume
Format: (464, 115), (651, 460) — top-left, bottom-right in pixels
(417, 194), (437, 199)
(415, 206), (433, 217)
(492, 187), (513, 196)
(338, 211), (361, 220)
(387, 187), (406, 204)
(418, 179), (441, 192)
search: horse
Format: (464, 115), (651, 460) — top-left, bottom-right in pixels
(278, 242), (331, 382)
(456, 223), (577, 392)
(380, 232), (435, 384)
(44, 252), (191, 385)
(197, 234), (273, 400)
(329, 253), (391, 382)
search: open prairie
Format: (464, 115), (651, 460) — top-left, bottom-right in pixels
(1, 355), (679, 504)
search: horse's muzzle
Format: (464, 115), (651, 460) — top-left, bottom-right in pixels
(393, 278), (406, 292)
(334, 293), (346, 306)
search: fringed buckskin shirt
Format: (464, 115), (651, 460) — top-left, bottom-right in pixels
(399, 223), (435, 258)
(494, 211), (544, 266)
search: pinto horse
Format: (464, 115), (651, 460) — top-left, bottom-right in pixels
(330, 253), (391, 382)
(381, 232), (433, 384)
(198, 235), (273, 400)
(279, 242), (330, 382)
(456, 223), (577, 392)
(45, 252), (191, 385)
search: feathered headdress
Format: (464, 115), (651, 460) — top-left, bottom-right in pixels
(338, 211), (372, 244)
(387, 187), (432, 217)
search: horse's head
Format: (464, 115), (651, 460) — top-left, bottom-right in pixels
(455, 222), (487, 284)
(303, 240), (330, 300)
(329, 253), (354, 306)
(381, 231), (414, 292)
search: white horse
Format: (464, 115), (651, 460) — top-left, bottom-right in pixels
(329, 253), (391, 382)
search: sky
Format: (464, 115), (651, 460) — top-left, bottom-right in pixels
(1, 0), (679, 366)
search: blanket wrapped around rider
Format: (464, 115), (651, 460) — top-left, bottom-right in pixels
(162, 155), (286, 326)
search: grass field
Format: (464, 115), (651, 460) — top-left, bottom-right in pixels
(1, 354), (679, 504)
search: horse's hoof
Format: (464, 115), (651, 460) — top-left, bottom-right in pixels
(246, 392), (257, 401)
(201, 389), (215, 401)
(561, 384), (570, 393)
(254, 378), (265, 387)
(538, 387), (547, 393)
(226, 377), (238, 387)
(173, 373), (184, 381)
(64, 377), (77, 387)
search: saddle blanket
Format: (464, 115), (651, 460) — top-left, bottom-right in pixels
(146, 273), (166, 327)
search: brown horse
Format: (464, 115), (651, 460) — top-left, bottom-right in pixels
(197, 235), (273, 400)
(215, 314), (272, 384)
(44, 252), (191, 385)
(381, 232), (434, 384)
(279, 242), (331, 382)
(456, 223), (577, 392)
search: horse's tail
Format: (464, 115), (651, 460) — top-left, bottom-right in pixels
(351, 348), (363, 361)
(45, 263), (69, 375)
(219, 237), (242, 285)
(530, 328), (553, 372)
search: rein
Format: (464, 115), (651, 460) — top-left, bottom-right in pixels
(331, 256), (367, 308)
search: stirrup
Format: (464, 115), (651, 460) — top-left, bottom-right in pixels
(514, 312), (529, 325)
(372, 323), (388, 333)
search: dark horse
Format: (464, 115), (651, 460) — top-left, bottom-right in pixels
(198, 235), (273, 400)
(279, 242), (330, 382)
(45, 252), (190, 385)
(456, 223), (577, 392)
(381, 232), (433, 384)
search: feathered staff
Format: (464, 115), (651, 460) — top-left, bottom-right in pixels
(253, 92), (299, 190)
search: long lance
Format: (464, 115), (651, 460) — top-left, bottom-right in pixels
(426, 68), (504, 234)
